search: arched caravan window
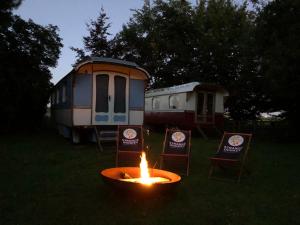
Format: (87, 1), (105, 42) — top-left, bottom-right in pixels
(169, 95), (179, 109)
(152, 97), (160, 109)
(114, 75), (126, 113)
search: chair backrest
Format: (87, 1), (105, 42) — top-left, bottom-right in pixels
(117, 125), (144, 152)
(163, 128), (191, 155)
(215, 132), (252, 159)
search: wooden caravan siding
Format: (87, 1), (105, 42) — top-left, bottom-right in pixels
(73, 108), (92, 126)
(129, 111), (144, 125)
(144, 111), (195, 129)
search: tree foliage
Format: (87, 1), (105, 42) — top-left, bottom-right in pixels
(71, 7), (112, 63)
(110, 0), (262, 120)
(255, 0), (300, 126)
(0, 0), (63, 131)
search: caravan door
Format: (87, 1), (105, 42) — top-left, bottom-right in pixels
(93, 73), (129, 125)
(196, 92), (215, 124)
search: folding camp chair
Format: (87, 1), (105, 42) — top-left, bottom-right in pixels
(116, 125), (144, 167)
(208, 132), (252, 183)
(160, 128), (191, 176)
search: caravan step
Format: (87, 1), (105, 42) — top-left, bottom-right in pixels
(98, 130), (117, 141)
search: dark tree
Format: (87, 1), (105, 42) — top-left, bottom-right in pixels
(192, 0), (265, 120)
(113, 0), (262, 120)
(71, 6), (112, 63)
(0, 0), (63, 131)
(112, 0), (195, 88)
(256, 0), (300, 127)
(0, 0), (21, 29)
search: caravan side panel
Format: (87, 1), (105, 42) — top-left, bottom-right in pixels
(52, 75), (73, 127)
(73, 109), (92, 126)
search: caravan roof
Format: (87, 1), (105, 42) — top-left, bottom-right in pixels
(145, 82), (226, 97)
(55, 57), (149, 87)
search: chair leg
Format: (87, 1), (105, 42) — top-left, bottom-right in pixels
(237, 166), (243, 183)
(208, 164), (214, 178)
(186, 157), (190, 176)
(159, 156), (163, 169)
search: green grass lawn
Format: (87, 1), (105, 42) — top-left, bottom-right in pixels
(0, 129), (299, 225)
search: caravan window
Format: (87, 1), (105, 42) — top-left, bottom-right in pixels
(96, 74), (109, 112)
(152, 97), (160, 109)
(114, 76), (126, 113)
(169, 95), (179, 109)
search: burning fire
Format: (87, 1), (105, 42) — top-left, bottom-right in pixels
(139, 152), (152, 185)
(120, 151), (170, 185)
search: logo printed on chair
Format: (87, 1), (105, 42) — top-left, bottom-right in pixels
(170, 131), (186, 149)
(224, 135), (244, 153)
(122, 128), (139, 145)
(166, 130), (189, 153)
(170, 131), (186, 148)
(123, 128), (137, 139)
(228, 135), (244, 146)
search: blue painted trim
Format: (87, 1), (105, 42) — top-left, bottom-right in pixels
(95, 115), (109, 121)
(114, 115), (126, 122)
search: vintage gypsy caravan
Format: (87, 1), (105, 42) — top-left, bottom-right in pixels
(144, 82), (228, 136)
(51, 57), (149, 143)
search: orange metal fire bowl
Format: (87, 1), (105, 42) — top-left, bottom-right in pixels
(100, 167), (181, 193)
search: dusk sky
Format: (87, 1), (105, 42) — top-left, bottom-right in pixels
(15, 0), (148, 84)
(14, 0), (227, 84)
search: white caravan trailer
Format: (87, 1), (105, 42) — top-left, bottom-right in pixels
(144, 82), (228, 136)
(51, 57), (149, 143)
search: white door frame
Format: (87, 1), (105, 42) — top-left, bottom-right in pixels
(92, 72), (129, 125)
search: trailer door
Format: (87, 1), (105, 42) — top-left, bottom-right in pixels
(196, 92), (214, 124)
(93, 73), (128, 125)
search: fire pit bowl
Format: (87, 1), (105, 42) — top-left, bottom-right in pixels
(101, 167), (181, 193)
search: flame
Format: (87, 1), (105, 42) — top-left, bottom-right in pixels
(139, 152), (152, 185)
(119, 151), (170, 185)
